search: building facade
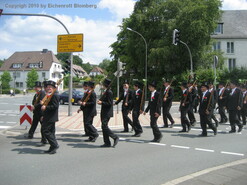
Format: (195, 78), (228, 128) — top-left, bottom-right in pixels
(212, 10), (247, 70)
(0, 49), (64, 90)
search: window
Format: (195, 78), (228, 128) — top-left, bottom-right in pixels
(29, 63), (39, 68)
(20, 82), (23, 88)
(52, 73), (55, 78)
(227, 42), (234, 53)
(228, 58), (236, 70)
(214, 23), (223, 34)
(13, 63), (22, 68)
(42, 72), (46, 78)
(16, 82), (19, 88)
(213, 42), (221, 51)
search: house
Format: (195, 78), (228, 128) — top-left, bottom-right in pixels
(72, 64), (89, 78)
(89, 66), (104, 76)
(0, 49), (64, 90)
(212, 10), (247, 70)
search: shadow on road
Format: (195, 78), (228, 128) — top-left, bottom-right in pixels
(12, 147), (44, 154)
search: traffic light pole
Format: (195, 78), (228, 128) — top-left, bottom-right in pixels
(180, 41), (193, 77)
(1, 12), (73, 116)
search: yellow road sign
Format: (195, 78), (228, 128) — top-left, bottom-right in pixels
(57, 34), (83, 53)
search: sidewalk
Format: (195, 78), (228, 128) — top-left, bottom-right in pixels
(164, 158), (247, 185)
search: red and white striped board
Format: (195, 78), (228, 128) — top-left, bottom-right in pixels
(20, 105), (33, 126)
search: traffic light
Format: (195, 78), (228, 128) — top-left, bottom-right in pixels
(62, 59), (71, 75)
(116, 60), (126, 77)
(0, 9), (3, 16)
(172, 29), (180, 45)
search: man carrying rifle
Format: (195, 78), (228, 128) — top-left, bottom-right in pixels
(27, 81), (46, 145)
(40, 80), (59, 154)
(114, 80), (134, 132)
(144, 81), (163, 143)
(217, 82), (229, 123)
(97, 78), (119, 147)
(131, 81), (144, 137)
(241, 85), (247, 125)
(187, 81), (197, 126)
(79, 81), (89, 137)
(227, 81), (243, 133)
(209, 82), (219, 127)
(179, 82), (191, 133)
(198, 83), (217, 137)
(162, 79), (175, 128)
(79, 81), (99, 142)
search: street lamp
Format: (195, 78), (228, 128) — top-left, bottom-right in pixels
(127, 27), (148, 100)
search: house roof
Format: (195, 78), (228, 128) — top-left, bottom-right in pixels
(212, 10), (247, 39)
(90, 66), (104, 74)
(72, 64), (88, 76)
(0, 49), (61, 71)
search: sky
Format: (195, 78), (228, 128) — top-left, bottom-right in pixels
(0, 0), (247, 65)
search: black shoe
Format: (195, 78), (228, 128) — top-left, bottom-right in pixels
(156, 135), (163, 143)
(163, 125), (168, 128)
(214, 128), (217, 135)
(84, 137), (94, 142)
(113, 137), (119, 148)
(44, 145), (59, 154)
(120, 130), (129, 133)
(27, 135), (33, 139)
(238, 125), (243, 132)
(179, 130), (186, 133)
(187, 125), (191, 133)
(229, 130), (236, 133)
(100, 144), (111, 147)
(81, 134), (89, 137)
(91, 135), (98, 142)
(41, 139), (47, 144)
(198, 133), (207, 137)
(133, 133), (141, 137)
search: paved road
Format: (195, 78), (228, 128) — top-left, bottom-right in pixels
(0, 94), (247, 185)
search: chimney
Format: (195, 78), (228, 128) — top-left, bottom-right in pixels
(42, 49), (48, 53)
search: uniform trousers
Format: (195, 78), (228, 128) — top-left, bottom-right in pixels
(122, 108), (133, 131)
(180, 107), (190, 131)
(162, 105), (174, 126)
(28, 115), (46, 141)
(229, 110), (242, 131)
(132, 110), (143, 134)
(199, 112), (216, 135)
(218, 105), (228, 122)
(188, 104), (196, 123)
(150, 115), (162, 140)
(101, 116), (118, 145)
(85, 116), (98, 138)
(41, 121), (58, 148)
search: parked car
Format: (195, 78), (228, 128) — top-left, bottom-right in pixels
(59, 90), (84, 105)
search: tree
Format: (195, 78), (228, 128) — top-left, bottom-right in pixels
(26, 69), (39, 89)
(56, 53), (84, 67)
(82, 62), (93, 74)
(98, 59), (111, 73)
(109, 0), (222, 83)
(0, 59), (4, 68)
(0, 71), (12, 89)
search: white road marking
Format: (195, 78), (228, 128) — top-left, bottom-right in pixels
(0, 114), (6, 116)
(119, 138), (126, 141)
(149, 142), (166, 146)
(0, 126), (11, 129)
(221, 151), (244, 156)
(129, 140), (144, 143)
(6, 122), (17, 124)
(171, 145), (190, 149)
(0, 103), (8, 105)
(195, 148), (214, 152)
(8, 114), (18, 117)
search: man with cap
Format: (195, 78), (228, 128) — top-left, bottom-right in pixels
(79, 81), (99, 142)
(144, 81), (163, 142)
(40, 80), (59, 154)
(162, 79), (175, 128)
(97, 78), (119, 147)
(114, 80), (134, 132)
(241, 85), (247, 125)
(227, 81), (243, 133)
(187, 81), (197, 126)
(27, 81), (47, 144)
(131, 81), (144, 137)
(199, 82), (217, 136)
(209, 82), (219, 127)
(217, 82), (229, 123)
(78, 81), (90, 136)
(179, 82), (191, 132)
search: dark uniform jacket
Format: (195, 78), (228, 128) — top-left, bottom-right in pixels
(227, 88), (243, 110)
(188, 87), (197, 106)
(132, 89), (144, 111)
(80, 90), (97, 117)
(180, 89), (191, 109)
(162, 87), (174, 107)
(115, 89), (133, 110)
(243, 91), (247, 109)
(217, 87), (229, 107)
(199, 91), (214, 114)
(42, 93), (59, 123)
(100, 89), (113, 118)
(209, 88), (218, 108)
(145, 91), (161, 115)
(32, 90), (46, 117)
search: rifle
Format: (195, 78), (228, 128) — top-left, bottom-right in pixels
(139, 79), (147, 112)
(220, 81), (229, 99)
(41, 78), (64, 107)
(164, 79), (174, 100)
(206, 90), (214, 114)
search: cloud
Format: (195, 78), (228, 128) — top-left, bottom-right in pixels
(222, 0), (247, 10)
(98, 0), (135, 20)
